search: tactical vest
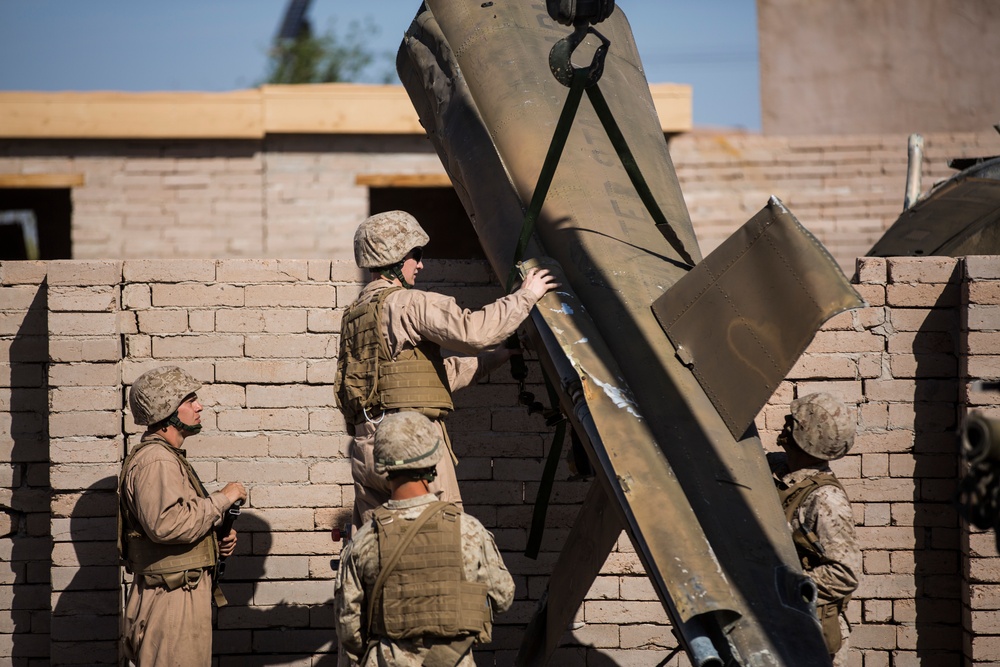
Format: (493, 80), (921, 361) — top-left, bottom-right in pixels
(334, 285), (453, 425)
(778, 472), (850, 655)
(117, 437), (219, 587)
(368, 502), (492, 645)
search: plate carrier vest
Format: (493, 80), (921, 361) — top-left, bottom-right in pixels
(367, 502), (492, 645)
(778, 472), (851, 655)
(117, 436), (219, 589)
(335, 285), (454, 425)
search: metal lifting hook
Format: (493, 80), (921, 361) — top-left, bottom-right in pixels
(548, 24), (610, 88)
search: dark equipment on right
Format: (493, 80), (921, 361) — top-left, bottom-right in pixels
(958, 382), (1000, 552)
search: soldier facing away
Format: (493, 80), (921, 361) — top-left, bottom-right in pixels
(768, 392), (862, 666)
(334, 210), (558, 529)
(118, 366), (247, 666)
(335, 411), (515, 666)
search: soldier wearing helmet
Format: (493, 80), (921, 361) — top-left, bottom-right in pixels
(334, 412), (514, 666)
(118, 365), (247, 666)
(334, 210), (559, 529)
(768, 392), (861, 666)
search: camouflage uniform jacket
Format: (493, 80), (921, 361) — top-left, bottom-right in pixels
(345, 279), (541, 529)
(769, 453), (861, 606)
(335, 494), (515, 666)
(122, 434), (229, 550)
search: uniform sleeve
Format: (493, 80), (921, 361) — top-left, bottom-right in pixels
(126, 453), (226, 544)
(462, 516), (515, 614)
(334, 540), (367, 662)
(441, 347), (511, 393)
(387, 288), (538, 357)
(801, 485), (862, 605)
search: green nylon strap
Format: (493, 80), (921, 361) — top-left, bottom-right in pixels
(524, 371), (567, 560)
(505, 66), (589, 293)
(584, 84), (696, 268)
(506, 65), (696, 294)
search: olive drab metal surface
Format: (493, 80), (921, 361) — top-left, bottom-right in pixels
(652, 197), (864, 439)
(398, 2), (856, 665)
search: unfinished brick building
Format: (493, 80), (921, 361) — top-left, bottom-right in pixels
(2, 74), (1000, 667)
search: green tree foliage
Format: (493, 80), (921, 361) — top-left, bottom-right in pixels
(265, 18), (393, 84)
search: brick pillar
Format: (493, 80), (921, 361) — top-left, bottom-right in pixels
(46, 260), (124, 665)
(961, 256), (1000, 664)
(0, 261), (53, 665)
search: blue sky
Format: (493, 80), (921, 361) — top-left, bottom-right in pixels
(0, 0), (760, 130)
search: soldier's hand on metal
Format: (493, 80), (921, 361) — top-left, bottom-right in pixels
(222, 482), (247, 504)
(520, 268), (560, 300)
(219, 529), (238, 557)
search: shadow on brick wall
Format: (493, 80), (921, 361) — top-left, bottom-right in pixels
(51, 478), (120, 666)
(214, 512), (337, 665)
(6, 283), (51, 665)
(909, 274), (963, 661)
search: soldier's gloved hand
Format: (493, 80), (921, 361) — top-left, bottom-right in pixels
(520, 268), (560, 301)
(222, 482), (247, 505)
(219, 529), (238, 558)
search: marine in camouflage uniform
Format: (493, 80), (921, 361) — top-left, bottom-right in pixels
(334, 210), (558, 529)
(335, 412), (515, 666)
(119, 366), (247, 666)
(768, 392), (862, 667)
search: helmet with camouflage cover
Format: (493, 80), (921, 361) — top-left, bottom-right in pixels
(373, 411), (443, 475)
(353, 210), (429, 269)
(788, 392), (856, 460)
(129, 365), (201, 427)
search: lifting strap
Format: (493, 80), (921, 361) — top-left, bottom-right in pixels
(513, 23), (692, 559)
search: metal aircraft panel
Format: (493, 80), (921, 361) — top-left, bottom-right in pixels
(399, 2), (839, 664)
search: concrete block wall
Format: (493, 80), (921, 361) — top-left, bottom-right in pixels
(754, 256), (969, 667)
(668, 130), (1000, 273)
(3, 130), (998, 273)
(960, 257), (1000, 664)
(0, 261), (51, 666)
(262, 135), (439, 260)
(0, 135), (443, 262)
(0, 256), (998, 665)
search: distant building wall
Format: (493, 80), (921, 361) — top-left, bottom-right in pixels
(671, 129), (999, 272)
(758, 0), (1000, 135)
(3, 130), (998, 274)
(1, 256), (999, 665)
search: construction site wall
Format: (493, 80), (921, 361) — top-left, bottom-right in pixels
(1, 255), (999, 666)
(2, 129), (998, 274)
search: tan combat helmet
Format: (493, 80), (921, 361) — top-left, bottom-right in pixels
(129, 365), (201, 427)
(353, 210), (429, 269)
(789, 392), (856, 461)
(373, 411), (443, 476)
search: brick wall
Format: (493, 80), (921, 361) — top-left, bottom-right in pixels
(1, 256), (998, 665)
(2, 130), (997, 273)
(670, 130), (1000, 273)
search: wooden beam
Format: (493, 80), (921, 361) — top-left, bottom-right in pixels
(650, 83), (694, 133)
(355, 173), (453, 188)
(0, 173), (85, 188)
(262, 84), (425, 135)
(0, 91), (262, 139)
(0, 83), (692, 139)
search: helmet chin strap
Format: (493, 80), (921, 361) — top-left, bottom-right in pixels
(167, 412), (202, 435)
(379, 263), (413, 289)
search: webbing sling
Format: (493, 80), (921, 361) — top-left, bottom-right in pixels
(524, 372), (567, 560)
(513, 24), (693, 558)
(504, 23), (694, 293)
